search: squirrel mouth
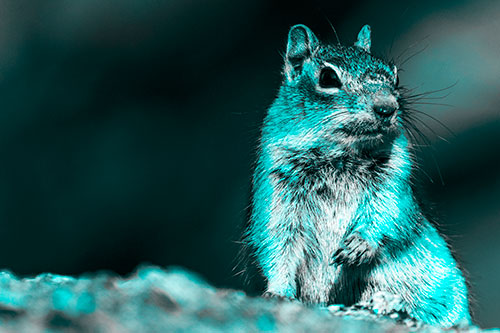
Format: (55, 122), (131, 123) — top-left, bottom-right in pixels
(357, 131), (384, 140)
(337, 125), (399, 148)
(340, 127), (388, 138)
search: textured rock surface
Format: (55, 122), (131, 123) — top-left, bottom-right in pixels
(0, 266), (494, 332)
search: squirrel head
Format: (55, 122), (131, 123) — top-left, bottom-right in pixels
(266, 24), (403, 157)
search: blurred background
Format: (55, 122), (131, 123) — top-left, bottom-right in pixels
(0, 0), (497, 328)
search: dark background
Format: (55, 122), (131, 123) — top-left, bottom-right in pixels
(0, 0), (498, 328)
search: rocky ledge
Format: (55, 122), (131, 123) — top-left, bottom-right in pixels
(0, 266), (494, 332)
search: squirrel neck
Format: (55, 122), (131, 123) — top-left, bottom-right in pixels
(259, 134), (412, 189)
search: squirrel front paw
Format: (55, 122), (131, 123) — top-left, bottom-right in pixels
(330, 232), (377, 266)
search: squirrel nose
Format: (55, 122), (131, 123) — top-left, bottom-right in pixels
(373, 104), (397, 118)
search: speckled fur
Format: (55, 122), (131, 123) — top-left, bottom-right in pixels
(244, 24), (471, 327)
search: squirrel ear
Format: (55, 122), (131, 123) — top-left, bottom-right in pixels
(285, 24), (319, 79)
(354, 25), (371, 53)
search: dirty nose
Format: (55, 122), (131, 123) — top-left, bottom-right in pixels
(373, 105), (397, 118)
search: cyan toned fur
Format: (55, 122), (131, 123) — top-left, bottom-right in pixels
(244, 24), (471, 327)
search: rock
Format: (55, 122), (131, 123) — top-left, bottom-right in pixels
(0, 266), (493, 332)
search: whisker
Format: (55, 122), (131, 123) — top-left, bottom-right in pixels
(403, 116), (433, 147)
(402, 81), (459, 99)
(405, 113), (450, 144)
(402, 109), (447, 186)
(404, 92), (452, 101)
(407, 109), (456, 137)
(399, 44), (429, 67)
(395, 34), (430, 63)
(407, 102), (453, 107)
(388, 7), (410, 57)
(324, 16), (341, 45)
(402, 124), (435, 183)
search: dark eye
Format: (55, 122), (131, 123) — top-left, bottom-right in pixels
(395, 74), (400, 88)
(319, 67), (342, 89)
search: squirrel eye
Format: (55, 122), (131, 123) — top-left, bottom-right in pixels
(395, 74), (400, 88)
(319, 67), (342, 89)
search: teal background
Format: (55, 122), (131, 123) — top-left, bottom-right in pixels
(0, 0), (497, 328)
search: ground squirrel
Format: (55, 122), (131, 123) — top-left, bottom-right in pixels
(244, 24), (471, 327)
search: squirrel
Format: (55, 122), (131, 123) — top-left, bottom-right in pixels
(243, 24), (471, 327)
